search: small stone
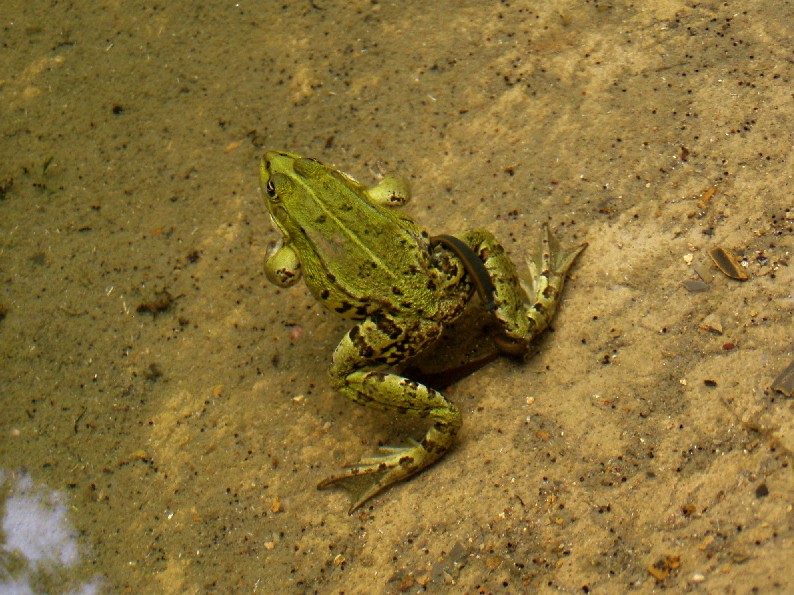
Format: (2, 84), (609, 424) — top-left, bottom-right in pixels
(271, 496), (283, 513)
(699, 313), (723, 335)
(486, 556), (502, 570)
(682, 279), (710, 293)
(771, 359), (794, 397)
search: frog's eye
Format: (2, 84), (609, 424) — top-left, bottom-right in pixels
(265, 179), (277, 198)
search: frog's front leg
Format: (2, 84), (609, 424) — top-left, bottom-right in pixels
(457, 225), (586, 356)
(317, 316), (461, 513)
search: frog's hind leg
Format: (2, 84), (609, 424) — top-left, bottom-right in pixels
(457, 225), (586, 356)
(318, 316), (461, 513)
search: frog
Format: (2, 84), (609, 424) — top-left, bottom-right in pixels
(260, 150), (586, 513)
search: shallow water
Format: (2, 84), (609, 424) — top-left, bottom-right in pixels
(1, 1), (792, 592)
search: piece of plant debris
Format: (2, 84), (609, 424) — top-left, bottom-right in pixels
(0, 177), (13, 200)
(707, 246), (748, 280)
(144, 363), (164, 381)
(771, 358), (794, 397)
(648, 554), (681, 581)
(136, 289), (182, 316)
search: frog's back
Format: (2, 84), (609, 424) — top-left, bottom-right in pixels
(294, 164), (437, 316)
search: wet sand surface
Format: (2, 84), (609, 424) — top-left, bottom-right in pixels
(1, 1), (792, 592)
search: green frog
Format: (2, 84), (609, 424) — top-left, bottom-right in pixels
(260, 150), (586, 513)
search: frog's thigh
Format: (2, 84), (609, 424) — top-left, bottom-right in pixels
(456, 229), (530, 341)
(330, 318), (461, 430)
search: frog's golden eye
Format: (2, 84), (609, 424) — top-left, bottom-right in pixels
(265, 179), (277, 198)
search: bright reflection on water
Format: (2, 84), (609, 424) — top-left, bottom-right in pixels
(1, 469), (101, 593)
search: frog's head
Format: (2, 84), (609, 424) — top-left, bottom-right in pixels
(259, 150), (354, 288)
(260, 150), (343, 230)
(259, 151), (312, 287)
(260, 150), (309, 229)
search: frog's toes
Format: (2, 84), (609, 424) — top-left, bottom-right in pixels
(529, 224), (587, 282)
(317, 442), (423, 514)
(521, 226), (581, 299)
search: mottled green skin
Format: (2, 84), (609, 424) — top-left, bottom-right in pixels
(260, 150), (585, 513)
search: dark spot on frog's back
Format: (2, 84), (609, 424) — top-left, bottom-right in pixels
(391, 286), (404, 296)
(359, 262), (378, 278)
(355, 305), (369, 317)
(399, 378), (420, 391)
(335, 302), (353, 314)
(320, 289), (330, 300)
(364, 371), (387, 383)
(351, 330), (374, 358)
(377, 316), (402, 340)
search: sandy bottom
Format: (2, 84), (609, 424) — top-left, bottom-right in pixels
(1, 1), (792, 592)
